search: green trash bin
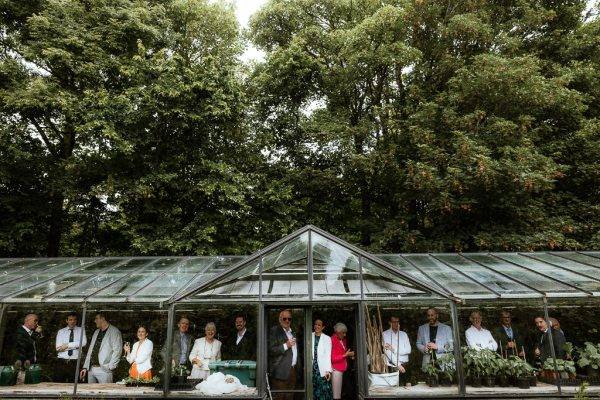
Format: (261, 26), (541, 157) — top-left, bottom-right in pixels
(24, 364), (42, 384)
(208, 360), (256, 387)
(0, 366), (17, 386)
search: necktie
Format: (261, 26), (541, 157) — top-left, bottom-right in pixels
(180, 334), (187, 364)
(68, 329), (74, 356)
(506, 327), (513, 340)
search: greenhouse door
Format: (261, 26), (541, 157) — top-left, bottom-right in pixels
(266, 305), (358, 400)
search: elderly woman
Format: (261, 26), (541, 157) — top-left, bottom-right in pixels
(330, 322), (354, 400)
(312, 318), (333, 400)
(189, 322), (222, 379)
(123, 325), (153, 379)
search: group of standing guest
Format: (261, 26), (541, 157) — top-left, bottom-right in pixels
(269, 309), (355, 400)
(13, 312), (256, 385)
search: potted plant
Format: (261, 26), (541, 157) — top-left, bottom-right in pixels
(542, 359), (576, 381)
(172, 364), (189, 384)
(496, 357), (510, 387)
(365, 306), (400, 387)
(124, 376), (160, 387)
(462, 346), (484, 387)
(437, 349), (456, 386)
(576, 342), (600, 377)
(424, 358), (440, 387)
(506, 356), (533, 389)
(479, 349), (500, 387)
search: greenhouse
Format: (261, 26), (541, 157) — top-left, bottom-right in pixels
(0, 225), (599, 399)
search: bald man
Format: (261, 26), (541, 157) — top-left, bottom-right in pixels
(14, 313), (44, 365)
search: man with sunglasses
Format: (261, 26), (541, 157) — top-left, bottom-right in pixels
(14, 313), (44, 366)
(269, 310), (301, 400)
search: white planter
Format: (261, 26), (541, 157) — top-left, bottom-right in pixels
(368, 372), (399, 387)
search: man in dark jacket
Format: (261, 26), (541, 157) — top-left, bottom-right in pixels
(534, 316), (566, 362)
(269, 310), (301, 400)
(224, 314), (255, 360)
(14, 313), (43, 365)
(492, 310), (525, 358)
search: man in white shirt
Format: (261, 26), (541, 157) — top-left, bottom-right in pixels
(54, 313), (87, 382)
(382, 315), (411, 380)
(465, 311), (497, 351)
(269, 310), (299, 400)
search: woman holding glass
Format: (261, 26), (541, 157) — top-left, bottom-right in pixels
(189, 322), (222, 379)
(123, 325), (153, 379)
(312, 318), (333, 400)
(330, 322), (354, 400)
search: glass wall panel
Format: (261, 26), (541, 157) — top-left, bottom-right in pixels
(0, 304), (84, 397)
(169, 304), (259, 397)
(365, 301), (458, 397)
(457, 299), (559, 396)
(546, 298), (600, 395)
(74, 304), (168, 398)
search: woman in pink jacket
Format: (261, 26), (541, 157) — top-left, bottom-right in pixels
(330, 323), (355, 400)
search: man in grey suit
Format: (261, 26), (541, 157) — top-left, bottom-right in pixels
(269, 310), (300, 400)
(416, 307), (453, 370)
(163, 316), (193, 368)
(80, 312), (122, 383)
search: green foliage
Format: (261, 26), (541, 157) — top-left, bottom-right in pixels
(505, 356), (535, 378)
(542, 358), (576, 374)
(462, 347), (502, 378)
(576, 342), (600, 370)
(2, 0), (600, 256)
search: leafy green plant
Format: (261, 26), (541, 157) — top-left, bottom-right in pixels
(542, 358), (576, 374)
(123, 376), (160, 386)
(438, 350), (456, 382)
(506, 356), (535, 378)
(173, 365), (189, 376)
(576, 342), (600, 371)
(462, 347), (501, 378)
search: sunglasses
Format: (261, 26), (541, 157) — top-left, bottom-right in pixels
(282, 317), (292, 321)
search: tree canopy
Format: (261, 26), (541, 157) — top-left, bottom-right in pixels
(1, 0), (599, 256)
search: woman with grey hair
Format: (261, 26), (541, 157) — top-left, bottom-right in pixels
(330, 322), (354, 400)
(189, 322), (221, 379)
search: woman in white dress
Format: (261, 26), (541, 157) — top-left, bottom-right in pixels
(189, 322), (221, 379)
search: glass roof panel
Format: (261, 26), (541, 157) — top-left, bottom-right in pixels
(494, 254), (600, 293)
(89, 257), (191, 301)
(362, 259), (431, 299)
(46, 258), (159, 300)
(376, 255), (449, 295)
(312, 232), (360, 298)
(261, 232), (309, 299)
(0, 259), (103, 298)
(464, 254), (579, 294)
(435, 254), (539, 296)
(525, 253), (600, 280)
(403, 254), (494, 297)
(559, 252), (600, 268)
(0, 259), (74, 287)
(191, 260), (261, 300)
(175, 257), (244, 299)
(262, 232), (308, 272)
(132, 258), (209, 300)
